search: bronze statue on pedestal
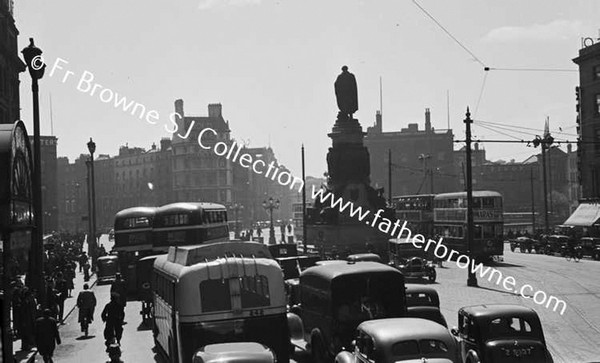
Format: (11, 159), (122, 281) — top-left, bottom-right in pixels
(334, 65), (358, 120)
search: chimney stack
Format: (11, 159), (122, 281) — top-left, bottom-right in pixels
(208, 103), (222, 118)
(425, 108), (431, 133)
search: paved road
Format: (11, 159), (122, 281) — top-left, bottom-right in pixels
(434, 244), (600, 363)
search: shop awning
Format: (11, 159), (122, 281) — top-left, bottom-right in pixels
(563, 203), (600, 227)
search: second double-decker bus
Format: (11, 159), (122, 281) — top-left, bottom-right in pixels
(152, 202), (229, 252)
(113, 206), (158, 293)
(152, 242), (289, 363)
(433, 191), (504, 260)
(392, 194), (435, 237)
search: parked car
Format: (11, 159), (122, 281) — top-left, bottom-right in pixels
(509, 237), (540, 253)
(392, 256), (436, 282)
(452, 304), (553, 363)
(542, 235), (570, 255)
(96, 255), (119, 284)
(192, 342), (277, 363)
(335, 318), (461, 363)
(405, 285), (447, 327)
(578, 237), (600, 260)
(288, 262), (407, 362)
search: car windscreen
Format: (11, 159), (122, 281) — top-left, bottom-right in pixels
(331, 272), (404, 322)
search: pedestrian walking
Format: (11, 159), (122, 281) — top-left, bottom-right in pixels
(110, 273), (128, 309)
(77, 283), (97, 334)
(54, 272), (68, 323)
(34, 309), (61, 363)
(101, 293), (125, 346)
(79, 252), (88, 273)
(65, 265), (75, 297)
(20, 287), (38, 350)
(83, 260), (91, 282)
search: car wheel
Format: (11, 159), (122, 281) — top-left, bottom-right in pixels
(428, 270), (436, 282)
(520, 247), (526, 253)
(594, 252), (600, 261)
(510, 245), (515, 252)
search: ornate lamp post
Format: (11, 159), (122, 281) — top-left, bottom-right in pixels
(229, 203), (244, 239)
(87, 138), (97, 270)
(21, 38), (46, 294)
(262, 197), (279, 245)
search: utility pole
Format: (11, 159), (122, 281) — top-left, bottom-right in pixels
(465, 108), (477, 287)
(388, 149), (392, 204)
(541, 144), (549, 233)
(530, 168), (536, 234)
(301, 144), (307, 253)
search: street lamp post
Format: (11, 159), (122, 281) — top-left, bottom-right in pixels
(229, 203), (244, 239)
(21, 38), (46, 294)
(262, 197), (280, 245)
(87, 138), (97, 270)
(464, 108), (478, 287)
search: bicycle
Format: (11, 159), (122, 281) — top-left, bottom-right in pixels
(565, 250), (581, 262)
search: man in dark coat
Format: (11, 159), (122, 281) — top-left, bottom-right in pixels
(102, 293), (125, 346)
(110, 273), (128, 309)
(34, 309), (61, 363)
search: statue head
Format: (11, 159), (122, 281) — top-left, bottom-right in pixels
(342, 65), (348, 72)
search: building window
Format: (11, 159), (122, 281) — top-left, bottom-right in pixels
(596, 94), (600, 114)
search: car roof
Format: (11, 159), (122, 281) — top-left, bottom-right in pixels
(98, 255), (118, 261)
(460, 304), (537, 319)
(359, 318), (451, 342)
(201, 342), (270, 354)
(405, 284), (438, 295)
(301, 261), (399, 281)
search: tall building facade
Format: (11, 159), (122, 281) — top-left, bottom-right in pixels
(0, 0), (25, 124)
(573, 41), (600, 198)
(365, 109), (457, 197)
(171, 100), (233, 204)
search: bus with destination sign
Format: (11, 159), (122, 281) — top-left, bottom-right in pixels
(153, 202), (229, 252)
(152, 242), (290, 363)
(433, 191), (504, 260)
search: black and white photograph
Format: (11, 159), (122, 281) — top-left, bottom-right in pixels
(1, 1), (600, 362)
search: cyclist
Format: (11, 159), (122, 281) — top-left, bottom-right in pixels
(76, 283), (97, 333)
(102, 293), (125, 346)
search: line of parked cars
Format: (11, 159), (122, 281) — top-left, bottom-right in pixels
(509, 234), (600, 260)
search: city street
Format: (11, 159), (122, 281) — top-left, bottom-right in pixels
(434, 244), (600, 363)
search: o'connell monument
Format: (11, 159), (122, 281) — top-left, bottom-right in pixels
(306, 66), (395, 258)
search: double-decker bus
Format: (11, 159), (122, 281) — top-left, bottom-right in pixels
(113, 207), (158, 293)
(433, 191), (504, 259)
(392, 194), (435, 237)
(152, 202), (229, 252)
(152, 242), (289, 363)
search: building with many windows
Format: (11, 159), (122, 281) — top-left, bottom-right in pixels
(0, 0), (25, 124)
(573, 40), (600, 198)
(365, 108), (457, 198)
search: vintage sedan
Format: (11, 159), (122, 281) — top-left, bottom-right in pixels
(192, 342), (276, 363)
(335, 318), (461, 363)
(579, 237), (600, 260)
(393, 256), (436, 282)
(405, 285), (447, 327)
(452, 304), (553, 363)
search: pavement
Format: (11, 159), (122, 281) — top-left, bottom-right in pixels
(14, 235), (111, 363)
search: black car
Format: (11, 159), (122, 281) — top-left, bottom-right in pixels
(452, 304), (553, 363)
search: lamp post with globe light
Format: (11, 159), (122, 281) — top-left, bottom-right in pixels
(21, 38), (46, 294)
(262, 197), (279, 244)
(87, 138), (98, 270)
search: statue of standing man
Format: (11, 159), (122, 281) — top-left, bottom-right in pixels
(334, 66), (358, 120)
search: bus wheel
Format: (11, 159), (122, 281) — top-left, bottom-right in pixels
(428, 270), (436, 283)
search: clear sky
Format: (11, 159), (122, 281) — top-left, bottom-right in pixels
(14, 0), (600, 177)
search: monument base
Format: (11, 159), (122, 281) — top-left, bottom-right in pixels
(305, 223), (390, 261)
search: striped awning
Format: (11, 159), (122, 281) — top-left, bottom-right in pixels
(563, 203), (600, 227)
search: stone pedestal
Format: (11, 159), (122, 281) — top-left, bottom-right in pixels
(306, 114), (393, 258)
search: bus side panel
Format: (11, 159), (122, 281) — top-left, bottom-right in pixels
(154, 297), (175, 362)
